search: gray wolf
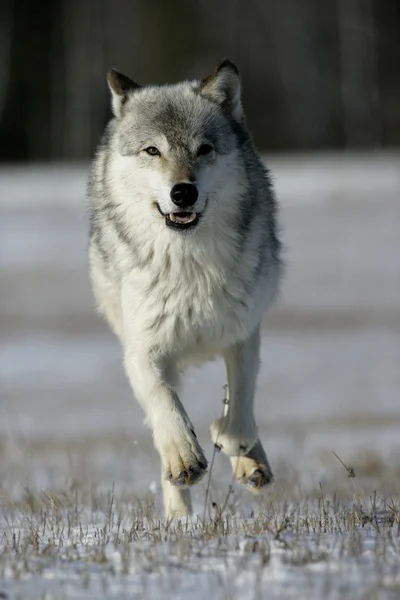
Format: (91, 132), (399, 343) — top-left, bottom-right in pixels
(88, 60), (282, 518)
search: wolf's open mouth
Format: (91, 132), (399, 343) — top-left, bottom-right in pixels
(156, 205), (200, 231)
(166, 212), (199, 230)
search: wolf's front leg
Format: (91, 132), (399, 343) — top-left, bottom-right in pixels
(229, 439), (273, 491)
(210, 326), (273, 489)
(123, 338), (207, 517)
(210, 327), (261, 455)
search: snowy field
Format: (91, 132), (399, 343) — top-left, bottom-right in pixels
(0, 154), (399, 599)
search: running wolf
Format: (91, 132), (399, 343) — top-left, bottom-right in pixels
(88, 60), (282, 518)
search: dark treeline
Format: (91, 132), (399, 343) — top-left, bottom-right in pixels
(0, 0), (399, 161)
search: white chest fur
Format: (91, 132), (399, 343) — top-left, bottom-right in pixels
(121, 237), (276, 360)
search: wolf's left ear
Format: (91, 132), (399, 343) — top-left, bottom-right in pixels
(107, 69), (141, 118)
(199, 60), (242, 120)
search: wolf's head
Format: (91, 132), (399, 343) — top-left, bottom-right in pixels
(105, 60), (251, 236)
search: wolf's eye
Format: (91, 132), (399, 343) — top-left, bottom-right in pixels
(197, 144), (213, 157)
(144, 146), (161, 156)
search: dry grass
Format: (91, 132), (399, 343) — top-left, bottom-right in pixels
(0, 443), (399, 599)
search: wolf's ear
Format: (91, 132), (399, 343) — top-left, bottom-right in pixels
(199, 60), (242, 120)
(107, 69), (141, 118)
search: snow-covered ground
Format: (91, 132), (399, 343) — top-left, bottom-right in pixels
(0, 154), (399, 599)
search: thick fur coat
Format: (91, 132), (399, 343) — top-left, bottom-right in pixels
(88, 60), (282, 518)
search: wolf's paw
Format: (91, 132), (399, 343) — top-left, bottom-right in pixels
(210, 416), (258, 456)
(230, 439), (273, 492)
(158, 427), (208, 487)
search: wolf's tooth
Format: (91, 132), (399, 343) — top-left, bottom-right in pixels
(169, 213), (176, 222)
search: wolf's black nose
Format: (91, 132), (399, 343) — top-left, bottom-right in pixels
(170, 183), (198, 208)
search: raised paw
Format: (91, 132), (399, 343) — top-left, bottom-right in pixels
(166, 456), (208, 486)
(157, 426), (208, 487)
(230, 439), (273, 493)
(210, 415), (258, 456)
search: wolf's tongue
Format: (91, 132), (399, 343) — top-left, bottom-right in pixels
(170, 212), (196, 224)
(175, 213), (191, 223)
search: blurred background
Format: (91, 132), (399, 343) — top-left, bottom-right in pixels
(1, 0), (400, 159)
(0, 1), (399, 503)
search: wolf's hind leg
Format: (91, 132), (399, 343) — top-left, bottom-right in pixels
(162, 478), (192, 519)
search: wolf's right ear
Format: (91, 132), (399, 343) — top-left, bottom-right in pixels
(199, 60), (242, 120)
(107, 69), (141, 118)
